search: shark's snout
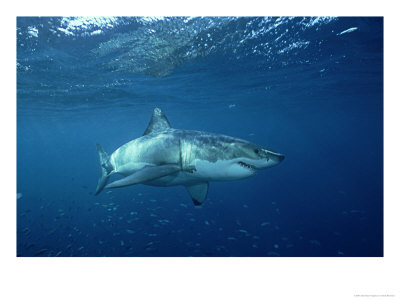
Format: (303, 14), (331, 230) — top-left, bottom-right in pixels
(256, 150), (285, 169)
(270, 152), (285, 165)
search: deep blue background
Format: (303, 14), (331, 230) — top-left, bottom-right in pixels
(17, 17), (383, 257)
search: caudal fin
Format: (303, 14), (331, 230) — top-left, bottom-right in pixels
(95, 144), (113, 195)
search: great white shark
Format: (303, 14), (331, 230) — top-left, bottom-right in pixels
(95, 108), (284, 206)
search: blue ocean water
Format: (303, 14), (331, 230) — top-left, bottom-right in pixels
(17, 17), (383, 257)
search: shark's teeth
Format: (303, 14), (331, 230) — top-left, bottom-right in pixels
(238, 161), (255, 169)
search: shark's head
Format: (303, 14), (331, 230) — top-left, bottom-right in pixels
(225, 141), (285, 178)
(192, 136), (285, 181)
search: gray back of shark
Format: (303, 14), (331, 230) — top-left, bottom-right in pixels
(95, 108), (284, 206)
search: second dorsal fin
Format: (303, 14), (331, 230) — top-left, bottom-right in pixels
(143, 108), (172, 135)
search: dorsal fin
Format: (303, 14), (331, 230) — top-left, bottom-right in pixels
(143, 108), (172, 135)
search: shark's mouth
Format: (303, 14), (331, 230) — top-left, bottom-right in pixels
(238, 161), (256, 169)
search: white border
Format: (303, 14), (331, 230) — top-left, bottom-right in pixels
(2, 1), (399, 299)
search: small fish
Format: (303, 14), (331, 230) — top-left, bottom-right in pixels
(337, 27), (358, 36)
(22, 228), (31, 235)
(34, 249), (48, 256)
(310, 240), (321, 247)
(126, 229), (135, 234)
(144, 241), (154, 249)
(47, 228), (56, 235)
(26, 243), (35, 250)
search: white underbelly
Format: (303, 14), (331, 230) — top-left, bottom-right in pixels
(145, 171), (202, 186)
(145, 158), (253, 186)
(191, 159), (254, 181)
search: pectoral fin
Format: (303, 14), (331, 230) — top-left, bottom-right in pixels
(105, 164), (181, 189)
(185, 182), (209, 206)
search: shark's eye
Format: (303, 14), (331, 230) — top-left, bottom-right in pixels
(254, 149), (259, 154)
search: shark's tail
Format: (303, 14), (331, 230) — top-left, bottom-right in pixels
(95, 143), (113, 195)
